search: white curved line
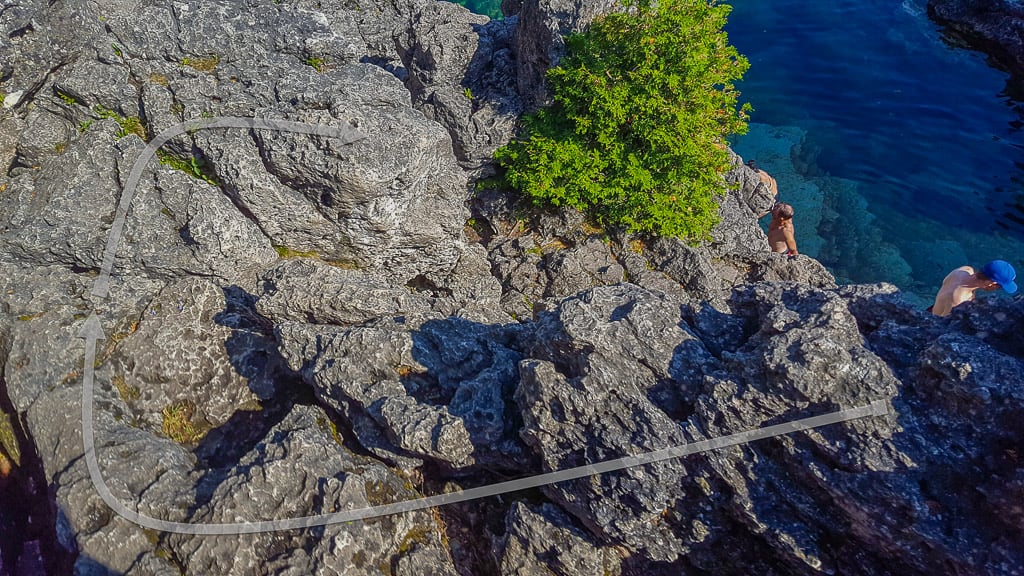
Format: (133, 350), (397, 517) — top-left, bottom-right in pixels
(89, 116), (364, 299)
(77, 116), (890, 534)
(81, 322), (887, 535)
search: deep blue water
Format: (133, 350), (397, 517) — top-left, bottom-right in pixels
(725, 0), (1024, 303)
(453, 0), (1024, 303)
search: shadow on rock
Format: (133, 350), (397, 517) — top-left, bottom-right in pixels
(407, 317), (529, 471)
(185, 284), (341, 518)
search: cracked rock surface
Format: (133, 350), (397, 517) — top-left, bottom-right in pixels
(1, 0), (1022, 574)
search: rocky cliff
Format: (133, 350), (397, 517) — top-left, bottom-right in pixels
(1, 0), (1022, 575)
(929, 0), (1024, 88)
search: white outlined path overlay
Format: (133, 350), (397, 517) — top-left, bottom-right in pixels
(78, 116), (891, 535)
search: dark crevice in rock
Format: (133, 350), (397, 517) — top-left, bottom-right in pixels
(0, 378), (75, 575)
(7, 22), (33, 40)
(68, 264), (99, 275)
(358, 55), (409, 82)
(16, 60), (72, 114)
(406, 274), (454, 298)
(215, 178), (276, 247)
(189, 388), (303, 515)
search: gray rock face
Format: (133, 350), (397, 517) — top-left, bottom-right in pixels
(106, 277), (261, 437)
(3, 0), (1024, 574)
(505, 281), (1024, 575)
(274, 310), (530, 471)
(167, 404), (457, 576)
(395, 2), (521, 170)
(515, 285), (717, 561)
(513, 0), (624, 109)
(276, 319), (474, 468)
(929, 0), (1024, 80)
(2, 0), (481, 288)
(495, 502), (622, 576)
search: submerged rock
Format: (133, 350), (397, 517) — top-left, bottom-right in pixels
(929, 0), (1024, 81)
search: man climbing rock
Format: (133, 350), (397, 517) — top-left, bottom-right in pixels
(930, 259), (1018, 316)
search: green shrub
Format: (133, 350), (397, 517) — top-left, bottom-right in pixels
(494, 0), (750, 240)
(161, 400), (203, 444)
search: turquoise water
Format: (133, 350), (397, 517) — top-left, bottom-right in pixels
(452, 0), (1024, 303)
(452, 0), (502, 19)
(724, 0), (1024, 304)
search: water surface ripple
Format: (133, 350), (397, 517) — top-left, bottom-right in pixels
(726, 0), (1024, 303)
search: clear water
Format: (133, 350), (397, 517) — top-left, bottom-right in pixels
(724, 0), (1024, 304)
(452, 0), (1024, 304)
(451, 0), (502, 20)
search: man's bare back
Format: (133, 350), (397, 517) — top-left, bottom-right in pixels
(767, 219), (796, 254)
(931, 260), (1017, 316)
(931, 267), (978, 316)
(766, 202), (797, 255)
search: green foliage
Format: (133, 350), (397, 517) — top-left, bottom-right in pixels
(57, 92), (78, 106)
(156, 150), (219, 186)
(273, 245), (319, 259)
(161, 400), (204, 444)
(111, 44), (123, 59)
(1, 408), (21, 468)
(181, 55), (219, 72)
(78, 119), (93, 133)
(113, 374), (141, 402)
(93, 104), (148, 140)
(304, 56), (328, 73)
(494, 0), (750, 240)
(272, 244), (360, 269)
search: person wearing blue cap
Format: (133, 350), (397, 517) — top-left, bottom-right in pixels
(930, 259), (1018, 316)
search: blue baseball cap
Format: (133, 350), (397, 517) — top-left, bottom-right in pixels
(983, 260), (1018, 294)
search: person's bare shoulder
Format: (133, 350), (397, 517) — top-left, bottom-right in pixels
(942, 266), (974, 285)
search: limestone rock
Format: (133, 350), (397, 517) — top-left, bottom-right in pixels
(514, 0), (624, 109)
(168, 404), (457, 575)
(2, 0), (1024, 574)
(495, 502), (622, 576)
(929, 0), (1024, 80)
(395, 1), (521, 170)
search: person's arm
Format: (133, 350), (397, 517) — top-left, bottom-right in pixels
(784, 226), (798, 255)
(931, 295), (953, 316)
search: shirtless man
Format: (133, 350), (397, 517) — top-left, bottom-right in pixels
(767, 202), (798, 256)
(930, 260), (1018, 316)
